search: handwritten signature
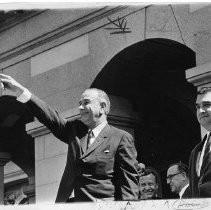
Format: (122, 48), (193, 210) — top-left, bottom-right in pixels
(104, 17), (131, 34)
(171, 199), (209, 210)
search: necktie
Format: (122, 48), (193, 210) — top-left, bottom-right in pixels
(86, 130), (93, 150)
(203, 133), (211, 162)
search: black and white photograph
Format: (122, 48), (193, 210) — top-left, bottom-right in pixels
(0, 1), (211, 209)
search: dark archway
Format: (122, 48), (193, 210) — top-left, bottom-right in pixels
(0, 95), (34, 197)
(91, 38), (201, 198)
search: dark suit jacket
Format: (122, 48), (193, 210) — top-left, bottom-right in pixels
(25, 94), (139, 202)
(181, 185), (191, 199)
(189, 135), (211, 198)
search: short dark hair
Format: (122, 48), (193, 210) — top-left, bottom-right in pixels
(197, 87), (211, 95)
(140, 167), (159, 184)
(168, 162), (189, 177)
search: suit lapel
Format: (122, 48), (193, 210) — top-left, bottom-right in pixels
(195, 136), (207, 176)
(81, 124), (110, 158)
(200, 147), (211, 176)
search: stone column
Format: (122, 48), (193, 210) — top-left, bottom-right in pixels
(186, 61), (211, 137)
(0, 152), (11, 204)
(26, 119), (68, 203)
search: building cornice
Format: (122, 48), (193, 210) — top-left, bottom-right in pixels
(186, 62), (211, 87)
(0, 10), (46, 33)
(4, 170), (27, 184)
(0, 6), (127, 68)
(0, 5), (149, 70)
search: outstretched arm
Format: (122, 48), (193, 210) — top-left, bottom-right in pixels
(0, 73), (71, 143)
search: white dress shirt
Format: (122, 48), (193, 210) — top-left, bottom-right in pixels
(16, 88), (32, 103)
(87, 121), (107, 147)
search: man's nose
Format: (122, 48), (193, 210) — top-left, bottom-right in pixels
(79, 104), (84, 110)
(199, 107), (206, 113)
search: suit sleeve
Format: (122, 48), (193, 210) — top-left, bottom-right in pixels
(24, 94), (77, 143)
(115, 132), (139, 201)
(188, 149), (196, 198)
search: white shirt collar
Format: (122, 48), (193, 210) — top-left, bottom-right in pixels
(179, 183), (189, 199)
(90, 120), (108, 138)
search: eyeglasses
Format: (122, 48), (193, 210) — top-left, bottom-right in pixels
(166, 172), (182, 181)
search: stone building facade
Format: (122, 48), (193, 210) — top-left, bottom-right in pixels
(0, 3), (211, 204)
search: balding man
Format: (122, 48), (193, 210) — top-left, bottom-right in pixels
(0, 73), (141, 202)
(167, 162), (190, 199)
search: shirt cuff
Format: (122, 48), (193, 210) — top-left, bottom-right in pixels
(16, 88), (32, 103)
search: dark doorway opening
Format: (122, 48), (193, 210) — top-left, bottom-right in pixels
(0, 95), (35, 202)
(91, 38), (201, 198)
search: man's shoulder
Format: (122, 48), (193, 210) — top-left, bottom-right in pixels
(182, 185), (191, 198)
(191, 140), (204, 154)
(108, 124), (133, 137)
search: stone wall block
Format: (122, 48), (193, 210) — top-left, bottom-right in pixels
(35, 181), (60, 204)
(44, 133), (68, 159)
(89, 8), (145, 76)
(35, 136), (45, 161)
(35, 154), (66, 186)
(147, 5), (175, 32)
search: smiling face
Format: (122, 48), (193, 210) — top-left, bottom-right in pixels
(196, 91), (211, 131)
(139, 173), (158, 199)
(79, 89), (107, 128)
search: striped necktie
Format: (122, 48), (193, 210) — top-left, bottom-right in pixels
(86, 130), (93, 150)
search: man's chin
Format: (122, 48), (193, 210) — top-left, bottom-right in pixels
(80, 117), (92, 127)
(143, 193), (154, 199)
(80, 117), (88, 124)
(170, 188), (175, 193)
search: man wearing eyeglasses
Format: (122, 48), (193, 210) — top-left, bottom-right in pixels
(166, 163), (190, 199)
(189, 87), (211, 198)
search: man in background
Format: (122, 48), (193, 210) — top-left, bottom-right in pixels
(167, 162), (190, 199)
(139, 167), (161, 200)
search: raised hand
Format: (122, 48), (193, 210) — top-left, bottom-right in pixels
(0, 73), (26, 97)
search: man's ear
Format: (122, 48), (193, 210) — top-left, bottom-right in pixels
(155, 183), (159, 191)
(100, 102), (107, 113)
(181, 172), (187, 180)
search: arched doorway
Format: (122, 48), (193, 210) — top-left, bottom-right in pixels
(91, 38), (201, 198)
(0, 95), (35, 203)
